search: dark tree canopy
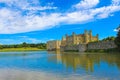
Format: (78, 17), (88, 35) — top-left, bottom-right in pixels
(0, 45), (3, 49)
(0, 42), (46, 49)
(102, 36), (115, 41)
(22, 42), (29, 48)
(115, 25), (120, 51)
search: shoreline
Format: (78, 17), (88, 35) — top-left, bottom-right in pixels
(0, 48), (46, 52)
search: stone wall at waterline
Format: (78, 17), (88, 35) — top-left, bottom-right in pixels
(79, 44), (87, 52)
(60, 41), (117, 52)
(60, 45), (79, 51)
(87, 41), (117, 50)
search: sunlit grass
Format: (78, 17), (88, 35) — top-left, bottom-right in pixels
(0, 48), (46, 52)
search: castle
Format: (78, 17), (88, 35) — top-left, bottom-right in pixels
(47, 40), (61, 50)
(47, 30), (99, 50)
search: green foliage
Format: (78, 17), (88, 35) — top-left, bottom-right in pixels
(102, 36), (115, 41)
(0, 45), (3, 49)
(115, 25), (120, 51)
(0, 42), (46, 49)
(22, 42), (29, 48)
(37, 43), (46, 49)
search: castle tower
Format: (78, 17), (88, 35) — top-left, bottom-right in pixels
(62, 36), (66, 41)
(89, 30), (92, 41)
(84, 30), (89, 43)
(72, 32), (75, 36)
(72, 32), (76, 44)
(96, 34), (99, 41)
(65, 34), (68, 45)
(66, 34), (68, 37)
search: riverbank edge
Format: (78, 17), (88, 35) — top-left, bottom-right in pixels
(63, 48), (120, 53)
(85, 48), (119, 53)
(0, 48), (46, 52)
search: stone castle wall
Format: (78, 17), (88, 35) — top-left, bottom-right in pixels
(87, 41), (117, 50)
(60, 41), (117, 52)
(79, 44), (87, 52)
(60, 45), (79, 51)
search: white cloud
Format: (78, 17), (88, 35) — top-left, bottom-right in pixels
(114, 26), (120, 32)
(91, 5), (120, 19)
(112, 0), (120, 5)
(0, 36), (42, 44)
(18, 36), (28, 38)
(73, 0), (99, 9)
(0, 0), (120, 34)
(0, 0), (56, 10)
(19, 36), (42, 43)
(114, 29), (118, 32)
(22, 6), (57, 11)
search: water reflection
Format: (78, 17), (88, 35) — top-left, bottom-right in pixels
(0, 51), (120, 80)
(48, 51), (120, 72)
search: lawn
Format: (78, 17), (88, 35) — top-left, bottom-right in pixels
(0, 48), (46, 52)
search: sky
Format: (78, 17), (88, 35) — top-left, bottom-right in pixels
(0, 0), (120, 44)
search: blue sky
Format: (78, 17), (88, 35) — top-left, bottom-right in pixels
(0, 0), (120, 44)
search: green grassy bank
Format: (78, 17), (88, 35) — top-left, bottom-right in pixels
(0, 48), (46, 52)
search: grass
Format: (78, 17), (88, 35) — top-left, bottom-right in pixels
(0, 47), (46, 52)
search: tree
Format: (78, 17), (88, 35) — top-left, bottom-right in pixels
(115, 25), (120, 51)
(0, 45), (3, 49)
(102, 36), (115, 41)
(22, 42), (29, 48)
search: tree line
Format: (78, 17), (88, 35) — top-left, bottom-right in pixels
(115, 25), (120, 51)
(101, 36), (115, 41)
(102, 25), (120, 51)
(0, 42), (46, 49)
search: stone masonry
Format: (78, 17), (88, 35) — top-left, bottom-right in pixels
(61, 41), (117, 52)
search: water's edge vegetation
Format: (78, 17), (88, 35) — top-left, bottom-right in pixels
(0, 48), (46, 52)
(0, 42), (46, 52)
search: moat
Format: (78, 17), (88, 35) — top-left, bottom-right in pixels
(0, 51), (120, 80)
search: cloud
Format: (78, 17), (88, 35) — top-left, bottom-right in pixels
(0, 36), (42, 44)
(114, 26), (120, 32)
(0, 0), (120, 34)
(112, 0), (120, 5)
(17, 36), (43, 43)
(90, 5), (120, 19)
(22, 6), (57, 11)
(73, 0), (99, 9)
(114, 29), (118, 32)
(0, 0), (56, 11)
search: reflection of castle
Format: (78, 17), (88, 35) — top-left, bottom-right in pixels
(61, 53), (95, 72)
(47, 52), (120, 72)
(47, 30), (99, 50)
(47, 52), (99, 72)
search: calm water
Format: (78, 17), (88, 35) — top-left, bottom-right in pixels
(0, 51), (120, 80)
